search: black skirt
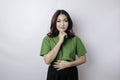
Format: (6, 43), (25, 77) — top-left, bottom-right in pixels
(47, 65), (78, 80)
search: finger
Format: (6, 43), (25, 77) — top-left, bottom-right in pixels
(54, 62), (60, 65)
(60, 31), (63, 34)
(65, 33), (67, 38)
(57, 67), (64, 71)
(53, 66), (58, 68)
(60, 60), (64, 62)
(57, 60), (61, 62)
(53, 65), (58, 69)
(63, 32), (67, 38)
(53, 65), (61, 69)
(53, 64), (59, 67)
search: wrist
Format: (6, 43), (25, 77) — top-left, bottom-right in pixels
(69, 61), (75, 67)
(69, 63), (72, 67)
(58, 40), (63, 45)
(68, 61), (73, 67)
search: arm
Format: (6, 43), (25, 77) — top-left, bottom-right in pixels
(43, 41), (62, 64)
(43, 32), (67, 64)
(53, 55), (86, 70)
(69, 55), (86, 67)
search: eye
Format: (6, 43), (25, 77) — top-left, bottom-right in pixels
(57, 20), (60, 22)
(64, 19), (68, 22)
(65, 20), (68, 22)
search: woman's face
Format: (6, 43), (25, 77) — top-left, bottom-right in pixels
(56, 14), (69, 32)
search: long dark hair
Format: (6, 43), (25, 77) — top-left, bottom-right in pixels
(47, 10), (75, 38)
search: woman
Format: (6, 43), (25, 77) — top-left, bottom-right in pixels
(40, 10), (87, 80)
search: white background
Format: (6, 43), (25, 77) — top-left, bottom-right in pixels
(0, 0), (120, 80)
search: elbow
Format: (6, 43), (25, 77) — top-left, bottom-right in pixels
(81, 56), (87, 64)
(43, 55), (52, 65)
(83, 58), (87, 63)
(44, 60), (51, 65)
(44, 57), (52, 65)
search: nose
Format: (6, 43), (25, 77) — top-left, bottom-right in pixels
(61, 21), (64, 26)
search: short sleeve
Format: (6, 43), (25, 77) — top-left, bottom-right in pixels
(76, 36), (87, 57)
(40, 36), (51, 56)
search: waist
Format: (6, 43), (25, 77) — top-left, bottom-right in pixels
(50, 60), (71, 65)
(49, 64), (77, 71)
(54, 58), (75, 62)
(50, 61), (77, 70)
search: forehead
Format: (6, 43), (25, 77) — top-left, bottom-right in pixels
(57, 14), (67, 19)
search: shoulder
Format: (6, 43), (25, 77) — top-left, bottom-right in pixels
(43, 35), (49, 39)
(43, 35), (55, 41)
(71, 35), (81, 40)
(71, 35), (84, 44)
(42, 35), (51, 41)
(43, 35), (53, 39)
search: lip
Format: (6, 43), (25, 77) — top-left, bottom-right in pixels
(60, 27), (65, 29)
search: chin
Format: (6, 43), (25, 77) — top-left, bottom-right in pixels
(59, 29), (66, 32)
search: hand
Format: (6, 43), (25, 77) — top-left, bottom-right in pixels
(58, 31), (67, 44)
(53, 60), (71, 71)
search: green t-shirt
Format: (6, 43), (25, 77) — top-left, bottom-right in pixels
(40, 35), (87, 61)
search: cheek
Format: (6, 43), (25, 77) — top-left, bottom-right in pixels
(56, 23), (60, 27)
(56, 23), (59, 28)
(65, 23), (69, 29)
(56, 23), (60, 30)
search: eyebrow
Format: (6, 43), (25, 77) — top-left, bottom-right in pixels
(57, 18), (68, 20)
